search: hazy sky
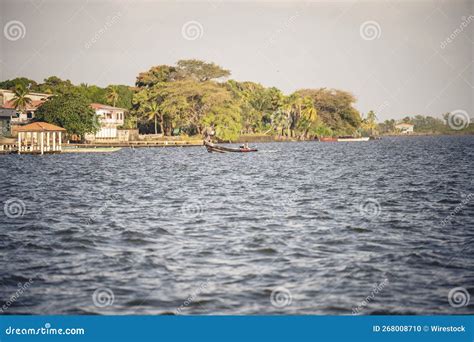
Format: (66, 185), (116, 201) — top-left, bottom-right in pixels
(0, 0), (472, 120)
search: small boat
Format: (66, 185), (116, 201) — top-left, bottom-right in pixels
(204, 141), (258, 153)
(319, 137), (337, 142)
(337, 136), (370, 142)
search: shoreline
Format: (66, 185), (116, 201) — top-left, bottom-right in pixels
(69, 133), (473, 148)
(2, 134), (472, 154)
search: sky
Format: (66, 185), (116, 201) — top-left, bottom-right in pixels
(0, 0), (472, 120)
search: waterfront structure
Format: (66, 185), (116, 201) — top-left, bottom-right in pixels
(395, 123), (414, 134)
(16, 122), (66, 154)
(85, 103), (126, 141)
(0, 89), (51, 123)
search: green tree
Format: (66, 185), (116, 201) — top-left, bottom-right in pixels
(34, 93), (99, 140)
(226, 80), (284, 134)
(378, 119), (396, 134)
(135, 65), (179, 87)
(361, 110), (378, 136)
(145, 102), (161, 134)
(106, 85), (119, 107)
(0, 77), (38, 91)
(296, 88), (362, 135)
(38, 76), (75, 94)
(11, 85), (32, 114)
(153, 80), (234, 135)
(176, 59), (231, 82)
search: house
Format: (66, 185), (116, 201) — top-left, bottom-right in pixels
(85, 103), (126, 141)
(395, 123), (414, 134)
(0, 108), (18, 137)
(0, 89), (51, 123)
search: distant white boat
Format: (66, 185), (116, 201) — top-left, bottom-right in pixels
(337, 137), (370, 142)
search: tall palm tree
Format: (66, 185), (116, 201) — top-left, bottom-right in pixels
(146, 102), (160, 134)
(106, 85), (119, 107)
(362, 110), (378, 135)
(299, 98), (317, 139)
(12, 85), (32, 118)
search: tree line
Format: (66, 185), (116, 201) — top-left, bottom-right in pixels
(378, 115), (474, 135)
(131, 60), (366, 140)
(3, 60), (469, 140)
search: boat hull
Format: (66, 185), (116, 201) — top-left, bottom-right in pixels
(319, 137), (337, 142)
(204, 141), (258, 153)
(337, 137), (370, 142)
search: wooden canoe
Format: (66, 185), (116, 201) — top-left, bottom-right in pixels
(204, 141), (258, 153)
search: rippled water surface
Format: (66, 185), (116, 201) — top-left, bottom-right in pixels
(1, 136), (473, 315)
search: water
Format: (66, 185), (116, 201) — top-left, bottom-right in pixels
(0, 136), (473, 315)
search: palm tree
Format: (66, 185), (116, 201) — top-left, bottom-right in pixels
(362, 110), (378, 136)
(299, 97), (317, 139)
(106, 85), (119, 107)
(270, 108), (289, 137)
(12, 85), (32, 118)
(146, 102), (160, 134)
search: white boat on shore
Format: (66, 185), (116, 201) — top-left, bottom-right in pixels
(337, 137), (370, 142)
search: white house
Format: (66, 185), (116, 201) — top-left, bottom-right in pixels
(395, 123), (414, 134)
(85, 103), (126, 141)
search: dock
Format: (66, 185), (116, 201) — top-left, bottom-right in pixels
(67, 140), (203, 149)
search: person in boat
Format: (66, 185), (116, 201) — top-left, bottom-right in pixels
(203, 126), (215, 144)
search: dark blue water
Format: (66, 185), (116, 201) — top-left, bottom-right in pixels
(0, 136), (473, 315)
